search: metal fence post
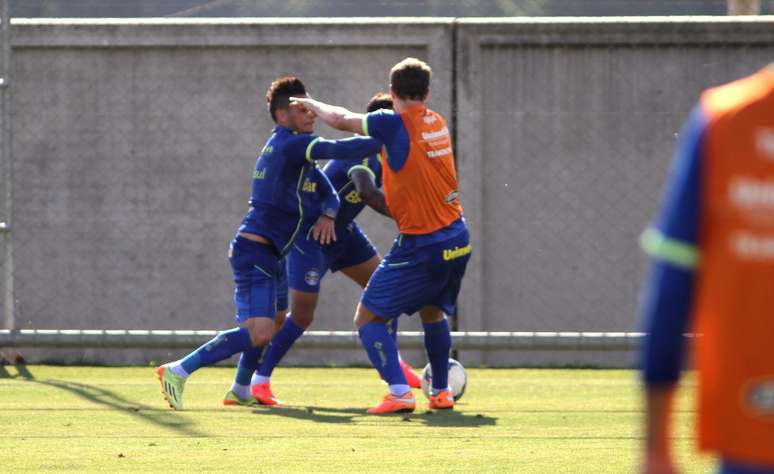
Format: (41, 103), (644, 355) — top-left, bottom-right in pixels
(1, 0), (14, 334)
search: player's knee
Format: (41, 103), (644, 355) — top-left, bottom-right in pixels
(246, 319), (274, 347)
(290, 291), (318, 329)
(249, 328), (273, 347)
(419, 306), (445, 324)
(290, 310), (314, 329)
(354, 303), (382, 328)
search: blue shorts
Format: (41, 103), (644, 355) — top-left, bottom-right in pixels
(229, 235), (288, 322)
(720, 459), (774, 474)
(361, 227), (471, 319)
(287, 222), (378, 293)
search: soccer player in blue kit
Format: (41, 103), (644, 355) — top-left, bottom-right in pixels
(155, 77), (381, 410)
(249, 93), (422, 406)
(293, 58), (471, 414)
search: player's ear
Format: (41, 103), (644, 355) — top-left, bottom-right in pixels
(274, 107), (288, 124)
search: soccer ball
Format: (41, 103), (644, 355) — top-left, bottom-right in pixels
(420, 358), (467, 401)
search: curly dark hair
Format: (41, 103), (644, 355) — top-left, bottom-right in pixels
(266, 76), (307, 122)
(366, 92), (393, 113)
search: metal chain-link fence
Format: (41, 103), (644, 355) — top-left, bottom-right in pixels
(1, 15), (774, 365)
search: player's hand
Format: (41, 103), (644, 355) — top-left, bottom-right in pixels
(312, 215), (336, 245)
(290, 97), (320, 114)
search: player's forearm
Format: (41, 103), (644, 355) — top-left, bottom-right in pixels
(639, 260), (694, 385)
(316, 169), (340, 218)
(316, 103), (355, 130)
(292, 97), (365, 134)
(361, 189), (391, 218)
(310, 137), (382, 161)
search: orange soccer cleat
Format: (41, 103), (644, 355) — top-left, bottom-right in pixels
(367, 391), (416, 414)
(250, 382), (284, 406)
(400, 360), (422, 389)
(427, 389), (455, 410)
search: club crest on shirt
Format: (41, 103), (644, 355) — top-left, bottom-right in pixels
(304, 269), (320, 286)
(745, 380), (774, 415)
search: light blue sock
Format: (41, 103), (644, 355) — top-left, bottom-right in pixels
(358, 321), (406, 388)
(178, 327), (253, 376)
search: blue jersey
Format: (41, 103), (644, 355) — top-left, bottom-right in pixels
(323, 154), (383, 232)
(298, 166), (340, 238)
(238, 126), (323, 256)
(238, 125), (381, 257)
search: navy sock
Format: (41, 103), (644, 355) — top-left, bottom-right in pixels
(235, 345), (265, 386)
(256, 316), (305, 378)
(423, 318), (452, 391)
(179, 327), (253, 375)
(358, 322), (405, 385)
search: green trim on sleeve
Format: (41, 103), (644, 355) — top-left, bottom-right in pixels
(281, 169), (307, 255)
(305, 137), (321, 162)
(347, 164), (376, 181)
(362, 115), (370, 136)
(640, 228), (699, 269)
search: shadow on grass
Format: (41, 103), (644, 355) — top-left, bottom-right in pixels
(251, 403), (497, 427)
(0, 364), (206, 437)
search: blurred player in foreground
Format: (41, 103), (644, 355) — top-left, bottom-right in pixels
(293, 57), (471, 414)
(250, 93), (422, 406)
(639, 65), (774, 473)
(155, 76), (381, 410)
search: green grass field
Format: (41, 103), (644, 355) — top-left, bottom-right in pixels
(0, 365), (712, 473)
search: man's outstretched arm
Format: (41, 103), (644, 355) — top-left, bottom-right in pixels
(350, 167), (390, 218)
(291, 97), (365, 135)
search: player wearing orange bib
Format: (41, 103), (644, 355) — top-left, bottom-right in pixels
(640, 65), (774, 473)
(293, 58), (471, 413)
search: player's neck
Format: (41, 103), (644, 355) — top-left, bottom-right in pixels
(275, 119), (305, 134)
(393, 98), (426, 114)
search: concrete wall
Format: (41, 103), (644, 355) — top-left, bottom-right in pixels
(4, 18), (774, 366)
(455, 17), (774, 366)
(7, 19), (453, 366)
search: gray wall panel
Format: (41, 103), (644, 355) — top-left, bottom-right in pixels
(8, 20), (452, 365)
(456, 18), (774, 366)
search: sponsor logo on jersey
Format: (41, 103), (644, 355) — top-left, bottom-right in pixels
(745, 380), (774, 414)
(423, 114), (437, 125)
(731, 231), (774, 260)
(345, 190), (361, 204)
(261, 145), (274, 156)
(427, 147), (452, 158)
(253, 168), (266, 180)
(730, 177), (774, 209)
(442, 244), (472, 261)
(757, 128), (774, 160)
(445, 191), (460, 204)
(302, 178), (317, 193)
(421, 127), (449, 141)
